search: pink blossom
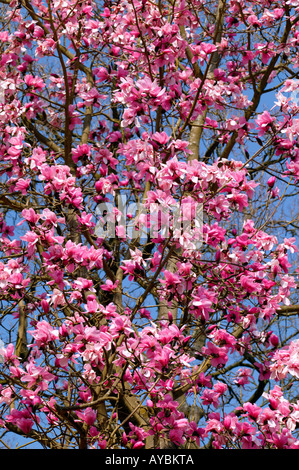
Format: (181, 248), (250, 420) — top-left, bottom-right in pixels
(19, 208), (40, 225)
(36, 37), (56, 56)
(20, 231), (39, 257)
(5, 408), (37, 434)
(190, 42), (217, 65)
(0, 0), (298, 452)
(109, 315), (133, 337)
(14, 178), (30, 195)
(0, 343), (17, 362)
(24, 74), (45, 91)
(255, 111), (275, 136)
(240, 274), (260, 294)
(191, 287), (215, 320)
(242, 402), (262, 420)
(267, 176), (276, 188)
(75, 407), (97, 426)
(21, 363), (55, 389)
(270, 340), (299, 380)
(201, 388), (221, 407)
(0, 386), (15, 405)
(100, 279), (119, 291)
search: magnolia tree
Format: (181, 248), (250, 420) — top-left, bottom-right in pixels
(1, 0), (299, 450)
